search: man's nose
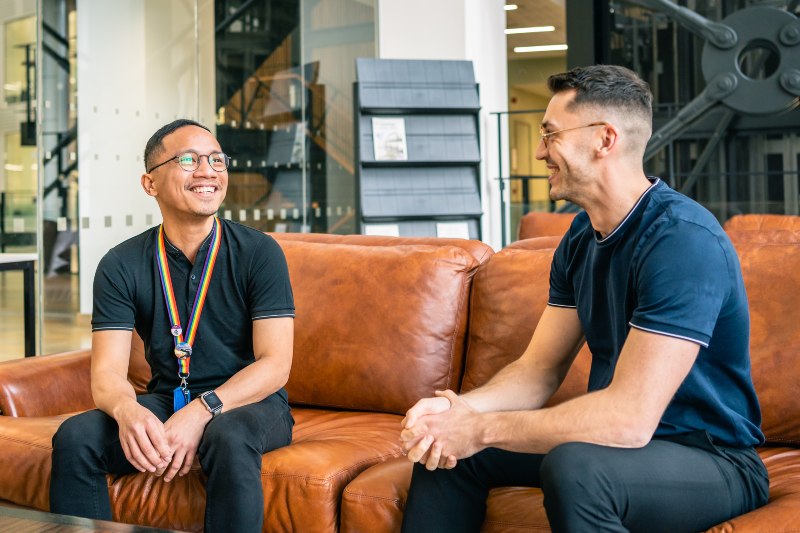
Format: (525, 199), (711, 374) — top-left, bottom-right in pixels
(534, 138), (547, 160)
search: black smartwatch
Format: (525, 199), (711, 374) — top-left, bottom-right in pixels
(199, 390), (223, 418)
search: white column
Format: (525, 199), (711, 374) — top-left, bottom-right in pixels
(76, 0), (215, 313)
(377, 0), (508, 250)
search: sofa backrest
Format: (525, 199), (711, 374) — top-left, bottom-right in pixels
(279, 239), (481, 415)
(128, 233), (494, 404)
(463, 237), (800, 446)
(726, 229), (800, 245)
(269, 232), (494, 265)
(505, 235), (563, 251)
(460, 246), (591, 403)
(734, 240), (800, 445)
(724, 214), (800, 231)
(517, 212), (577, 240)
(128, 332), (150, 394)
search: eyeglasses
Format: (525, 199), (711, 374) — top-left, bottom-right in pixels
(147, 151), (231, 173)
(539, 122), (608, 147)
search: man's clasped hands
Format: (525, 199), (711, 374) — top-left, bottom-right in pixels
(401, 390), (483, 471)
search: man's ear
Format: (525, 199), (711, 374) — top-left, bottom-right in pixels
(596, 123), (619, 158)
(141, 173), (158, 197)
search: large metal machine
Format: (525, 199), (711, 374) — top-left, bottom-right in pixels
(572, 0), (800, 218)
(638, 0), (798, 193)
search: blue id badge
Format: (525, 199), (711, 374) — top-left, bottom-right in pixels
(173, 387), (191, 412)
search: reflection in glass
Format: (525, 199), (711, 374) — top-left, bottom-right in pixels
(217, 0), (376, 234)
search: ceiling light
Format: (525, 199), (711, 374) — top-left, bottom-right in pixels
(514, 44), (569, 53)
(505, 26), (556, 34)
(504, 4), (518, 10)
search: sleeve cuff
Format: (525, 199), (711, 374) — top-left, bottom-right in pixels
(628, 321), (709, 348)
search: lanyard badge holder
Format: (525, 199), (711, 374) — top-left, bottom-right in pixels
(156, 218), (222, 412)
(173, 339), (192, 410)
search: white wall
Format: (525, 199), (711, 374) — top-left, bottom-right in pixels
(76, 0), (215, 313)
(377, 0), (508, 250)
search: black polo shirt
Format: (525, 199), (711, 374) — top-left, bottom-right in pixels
(92, 219), (294, 396)
(549, 179), (763, 448)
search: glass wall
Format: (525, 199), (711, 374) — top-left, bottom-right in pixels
(216, 0), (376, 234)
(604, 0), (800, 220)
(0, 0), (376, 357)
(0, 2), (39, 359)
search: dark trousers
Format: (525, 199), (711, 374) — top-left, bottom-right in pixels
(50, 392), (294, 533)
(402, 437), (769, 533)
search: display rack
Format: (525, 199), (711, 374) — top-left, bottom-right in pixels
(354, 58), (482, 239)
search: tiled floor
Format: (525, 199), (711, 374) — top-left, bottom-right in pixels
(0, 270), (91, 362)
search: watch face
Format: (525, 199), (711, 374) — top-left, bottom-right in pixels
(202, 391), (223, 411)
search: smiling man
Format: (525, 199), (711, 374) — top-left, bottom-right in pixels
(399, 66), (769, 532)
(49, 120), (295, 532)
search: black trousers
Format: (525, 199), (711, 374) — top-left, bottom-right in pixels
(50, 392), (293, 533)
(402, 436), (769, 533)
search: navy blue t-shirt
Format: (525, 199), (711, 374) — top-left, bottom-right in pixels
(92, 219), (295, 396)
(549, 178), (763, 447)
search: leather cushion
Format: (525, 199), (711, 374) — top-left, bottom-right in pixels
(281, 241), (479, 414)
(735, 241), (800, 445)
(723, 214), (800, 231)
(517, 212), (576, 240)
(461, 247), (590, 401)
(271, 232), (494, 265)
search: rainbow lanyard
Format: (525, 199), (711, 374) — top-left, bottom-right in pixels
(155, 217), (222, 399)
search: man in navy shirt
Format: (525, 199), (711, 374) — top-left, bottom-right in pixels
(400, 65), (768, 532)
(50, 120), (295, 532)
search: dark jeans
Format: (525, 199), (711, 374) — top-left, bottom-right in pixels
(50, 392), (294, 533)
(402, 435), (769, 533)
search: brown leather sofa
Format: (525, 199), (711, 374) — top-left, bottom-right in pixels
(517, 211), (577, 241)
(341, 230), (800, 532)
(0, 226), (798, 532)
(0, 233), (492, 531)
(723, 213), (800, 231)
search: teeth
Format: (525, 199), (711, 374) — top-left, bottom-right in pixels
(192, 186), (215, 193)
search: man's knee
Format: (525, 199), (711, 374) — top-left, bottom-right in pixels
(540, 442), (610, 496)
(53, 413), (98, 455)
(199, 411), (264, 462)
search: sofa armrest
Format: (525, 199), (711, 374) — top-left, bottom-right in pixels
(0, 350), (93, 417)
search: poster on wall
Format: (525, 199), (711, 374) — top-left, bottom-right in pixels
(372, 117), (408, 161)
(364, 223), (401, 237)
(436, 221), (471, 239)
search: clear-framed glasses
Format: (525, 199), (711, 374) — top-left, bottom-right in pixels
(147, 151), (231, 173)
(539, 122), (608, 147)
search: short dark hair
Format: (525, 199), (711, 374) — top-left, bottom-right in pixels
(547, 65), (652, 124)
(144, 119), (211, 172)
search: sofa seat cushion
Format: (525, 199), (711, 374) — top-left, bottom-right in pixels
(0, 407), (405, 532)
(0, 415), (68, 511)
(706, 446), (800, 532)
(341, 457), (551, 532)
(342, 446), (800, 533)
(109, 407), (405, 531)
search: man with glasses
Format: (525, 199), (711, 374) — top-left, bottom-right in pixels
(50, 119), (295, 532)
(400, 65), (768, 532)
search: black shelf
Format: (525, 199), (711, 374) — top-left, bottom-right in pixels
(354, 58), (482, 239)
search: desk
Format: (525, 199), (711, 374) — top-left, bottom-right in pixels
(0, 253), (37, 356)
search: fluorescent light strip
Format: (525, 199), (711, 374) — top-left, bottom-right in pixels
(504, 4), (518, 10)
(514, 44), (568, 53)
(505, 26), (556, 34)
